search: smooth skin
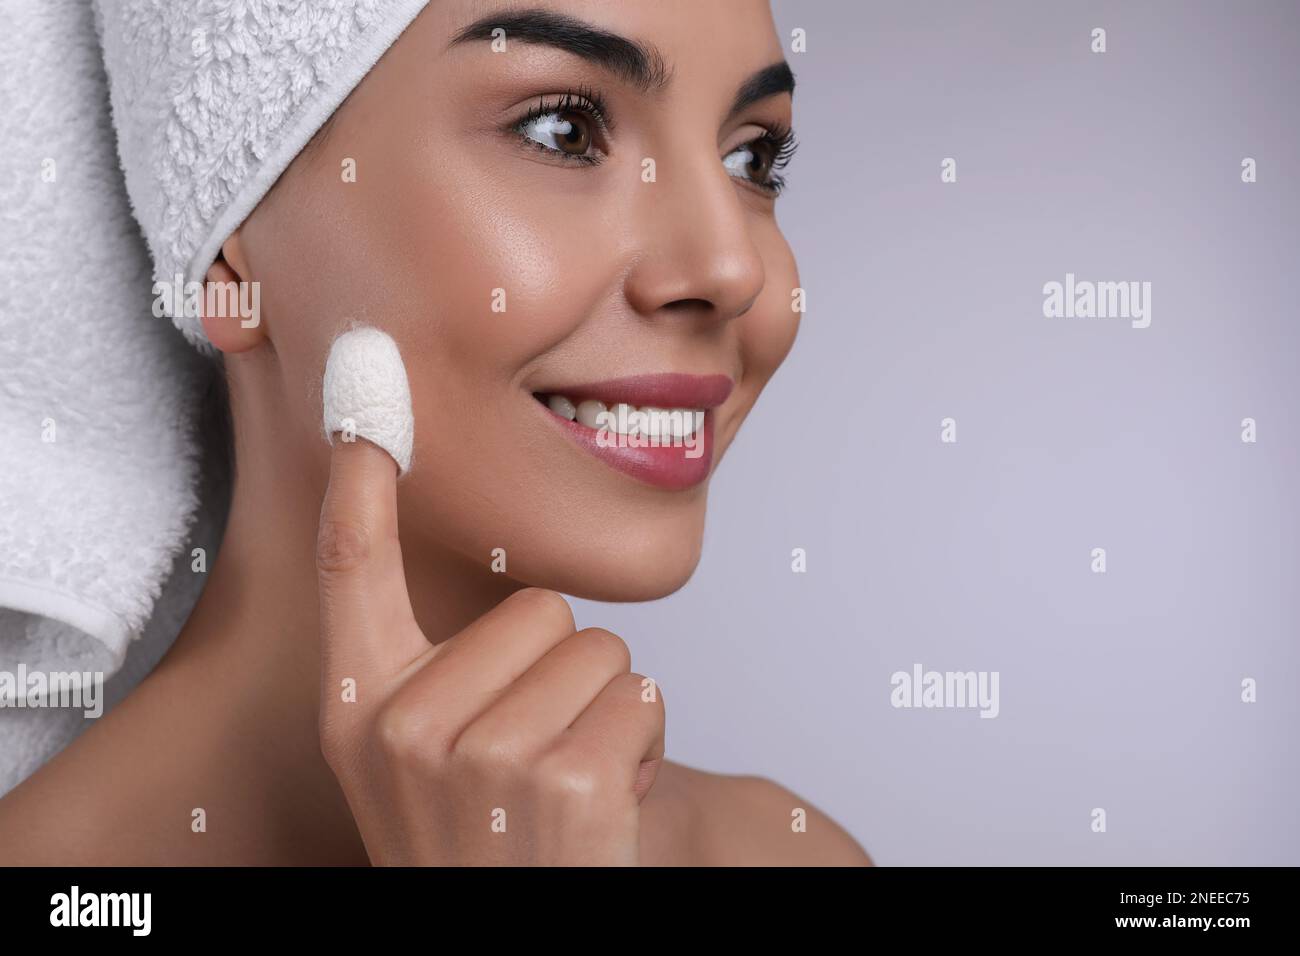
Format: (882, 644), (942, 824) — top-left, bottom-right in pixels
(0, 0), (870, 865)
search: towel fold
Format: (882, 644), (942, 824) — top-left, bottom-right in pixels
(0, 0), (224, 792)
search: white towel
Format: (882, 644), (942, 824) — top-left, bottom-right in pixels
(98, 0), (431, 349)
(0, 0), (430, 793)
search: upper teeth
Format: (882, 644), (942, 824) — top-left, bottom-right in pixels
(546, 394), (703, 438)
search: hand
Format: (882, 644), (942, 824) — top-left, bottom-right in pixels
(314, 437), (665, 865)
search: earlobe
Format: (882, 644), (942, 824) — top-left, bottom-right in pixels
(199, 233), (267, 353)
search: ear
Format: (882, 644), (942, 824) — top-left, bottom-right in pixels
(199, 231), (267, 353)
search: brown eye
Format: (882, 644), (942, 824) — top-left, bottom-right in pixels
(519, 109), (593, 156)
(553, 111), (591, 154)
(723, 126), (796, 194)
(723, 139), (775, 186)
(746, 141), (775, 182)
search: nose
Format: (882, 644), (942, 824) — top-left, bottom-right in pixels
(622, 152), (766, 325)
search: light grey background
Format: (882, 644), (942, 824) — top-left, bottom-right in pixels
(572, 0), (1300, 865)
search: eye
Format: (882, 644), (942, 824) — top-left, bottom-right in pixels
(723, 125), (797, 194)
(723, 140), (775, 185)
(519, 110), (593, 157)
(510, 89), (609, 164)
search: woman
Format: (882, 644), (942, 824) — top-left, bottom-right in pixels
(0, 0), (870, 865)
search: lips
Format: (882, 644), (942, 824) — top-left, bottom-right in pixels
(531, 373), (733, 490)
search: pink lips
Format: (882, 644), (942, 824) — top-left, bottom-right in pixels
(534, 373), (734, 490)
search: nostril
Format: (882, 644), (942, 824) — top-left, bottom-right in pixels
(662, 298), (713, 314)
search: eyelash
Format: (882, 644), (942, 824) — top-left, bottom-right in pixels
(507, 89), (798, 194)
(748, 121), (798, 195)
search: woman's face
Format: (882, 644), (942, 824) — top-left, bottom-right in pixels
(228, 0), (800, 601)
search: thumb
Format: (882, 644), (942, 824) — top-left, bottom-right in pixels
(317, 328), (424, 686)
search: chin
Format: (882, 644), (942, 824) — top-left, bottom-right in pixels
(508, 522), (706, 604)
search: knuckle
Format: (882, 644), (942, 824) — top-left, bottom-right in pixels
(316, 518), (370, 574)
(371, 702), (430, 764)
(535, 749), (611, 804)
(506, 587), (575, 633)
(574, 627), (631, 672)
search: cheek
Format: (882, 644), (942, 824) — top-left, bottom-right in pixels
(390, 150), (618, 382)
(419, 204), (592, 373)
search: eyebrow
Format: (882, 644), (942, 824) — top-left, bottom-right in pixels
(449, 8), (795, 119)
(727, 61), (796, 122)
(449, 8), (671, 92)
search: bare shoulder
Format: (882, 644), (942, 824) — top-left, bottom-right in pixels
(642, 760), (873, 866)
